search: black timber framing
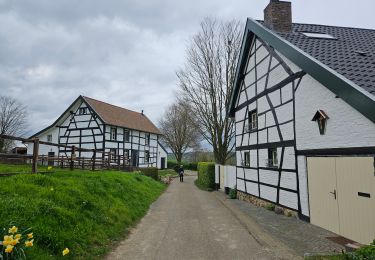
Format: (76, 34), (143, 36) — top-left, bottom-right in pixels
(234, 35), (306, 216)
(228, 18), (375, 124)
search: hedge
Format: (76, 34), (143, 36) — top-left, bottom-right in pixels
(167, 160), (198, 171)
(196, 162), (215, 190)
(140, 167), (159, 180)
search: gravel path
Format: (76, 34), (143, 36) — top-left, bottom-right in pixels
(106, 175), (299, 260)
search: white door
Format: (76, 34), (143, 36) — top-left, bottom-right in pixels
(307, 156), (375, 244)
(307, 157), (340, 234)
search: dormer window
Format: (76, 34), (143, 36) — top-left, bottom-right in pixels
(248, 110), (258, 131)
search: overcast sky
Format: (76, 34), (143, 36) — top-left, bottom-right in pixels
(1, 0), (374, 135)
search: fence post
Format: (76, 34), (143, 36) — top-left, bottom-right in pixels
(70, 145), (76, 171)
(118, 154), (121, 170)
(32, 138), (39, 174)
(107, 153), (111, 170)
(92, 150), (96, 171)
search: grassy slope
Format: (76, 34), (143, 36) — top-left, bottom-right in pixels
(158, 169), (178, 178)
(0, 167), (166, 259)
(0, 163), (47, 174)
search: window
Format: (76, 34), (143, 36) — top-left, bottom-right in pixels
(243, 151), (250, 167)
(47, 134), (52, 142)
(145, 150), (150, 163)
(145, 133), (150, 146)
(248, 110), (257, 131)
(110, 148), (117, 162)
(124, 130), (130, 142)
(110, 127), (117, 141)
(79, 107), (88, 115)
(301, 32), (336, 39)
(268, 148), (278, 167)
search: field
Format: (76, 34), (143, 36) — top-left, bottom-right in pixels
(0, 164), (166, 259)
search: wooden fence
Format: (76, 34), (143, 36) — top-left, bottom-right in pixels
(0, 134), (132, 174)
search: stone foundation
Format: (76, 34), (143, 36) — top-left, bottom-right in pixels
(237, 191), (297, 218)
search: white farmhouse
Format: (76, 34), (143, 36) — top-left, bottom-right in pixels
(228, 1), (375, 244)
(28, 96), (167, 169)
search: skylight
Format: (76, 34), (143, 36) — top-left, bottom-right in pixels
(301, 32), (337, 39)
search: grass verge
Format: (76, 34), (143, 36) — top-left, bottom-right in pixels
(158, 169), (178, 178)
(0, 165), (166, 259)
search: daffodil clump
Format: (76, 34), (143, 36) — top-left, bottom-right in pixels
(0, 225), (34, 259)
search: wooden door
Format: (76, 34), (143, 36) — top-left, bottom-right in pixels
(336, 157), (375, 244)
(307, 157), (340, 234)
(132, 150), (138, 167)
(161, 158), (165, 169)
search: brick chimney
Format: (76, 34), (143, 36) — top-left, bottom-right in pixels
(264, 0), (292, 33)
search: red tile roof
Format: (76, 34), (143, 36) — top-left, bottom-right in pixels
(83, 96), (161, 135)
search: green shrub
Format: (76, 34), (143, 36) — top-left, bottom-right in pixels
(350, 239), (375, 259)
(265, 203), (275, 211)
(167, 161), (198, 171)
(228, 186), (237, 199)
(196, 162), (215, 190)
(140, 167), (159, 180)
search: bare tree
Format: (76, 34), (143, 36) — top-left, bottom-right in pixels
(159, 101), (200, 163)
(0, 96), (27, 152)
(177, 18), (243, 164)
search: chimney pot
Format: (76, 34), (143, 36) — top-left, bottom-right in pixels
(264, 0), (292, 33)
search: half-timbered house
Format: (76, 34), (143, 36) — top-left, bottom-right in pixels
(27, 96), (167, 169)
(228, 0), (375, 244)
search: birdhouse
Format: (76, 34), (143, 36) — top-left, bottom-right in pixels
(311, 110), (329, 135)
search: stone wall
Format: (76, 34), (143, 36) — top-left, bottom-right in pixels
(237, 191), (298, 218)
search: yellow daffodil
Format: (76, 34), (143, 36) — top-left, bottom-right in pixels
(48, 166), (53, 171)
(8, 226), (18, 234)
(27, 233), (33, 239)
(62, 247), (70, 256)
(5, 245), (14, 253)
(11, 238), (19, 246)
(15, 234), (22, 239)
(3, 235), (13, 246)
(25, 239), (34, 247)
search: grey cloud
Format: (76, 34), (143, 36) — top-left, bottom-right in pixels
(0, 0), (374, 135)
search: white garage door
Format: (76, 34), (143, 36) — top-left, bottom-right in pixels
(307, 157), (375, 244)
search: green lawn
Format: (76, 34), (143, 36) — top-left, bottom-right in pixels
(158, 169), (178, 178)
(0, 165), (166, 259)
(0, 163), (48, 174)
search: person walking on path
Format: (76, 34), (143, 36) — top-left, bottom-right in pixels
(178, 165), (184, 182)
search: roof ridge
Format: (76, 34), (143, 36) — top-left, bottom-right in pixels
(82, 96), (143, 116)
(256, 19), (375, 32)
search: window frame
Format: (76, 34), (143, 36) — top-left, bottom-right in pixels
(248, 110), (258, 131)
(243, 151), (250, 167)
(124, 129), (130, 142)
(144, 150), (150, 163)
(268, 148), (278, 167)
(110, 148), (117, 162)
(47, 134), (52, 142)
(110, 127), (117, 141)
(145, 133), (150, 146)
(79, 107), (88, 115)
